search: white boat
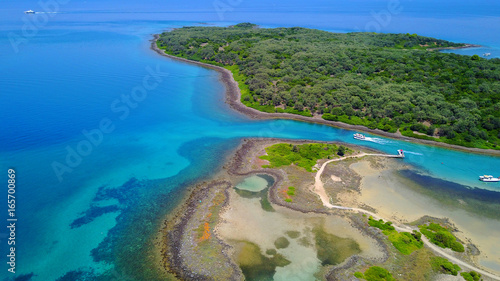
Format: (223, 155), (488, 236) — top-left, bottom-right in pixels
(479, 175), (500, 182)
(24, 10), (35, 14)
(353, 133), (365, 140)
(483, 53), (491, 57)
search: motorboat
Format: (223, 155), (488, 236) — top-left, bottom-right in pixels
(479, 175), (500, 182)
(353, 133), (365, 140)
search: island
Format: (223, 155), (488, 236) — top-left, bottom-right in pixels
(153, 23), (500, 152)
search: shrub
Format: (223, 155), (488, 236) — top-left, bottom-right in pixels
(260, 143), (339, 172)
(354, 272), (364, 278)
(322, 113), (338, 121)
(460, 271), (482, 281)
(419, 223), (464, 252)
(356, 266), (396, 281)
(430, 257), (461, 276)
(368, 217), (395, 232)
(368, 217), (423, 255)
(337, 145), (347, 156)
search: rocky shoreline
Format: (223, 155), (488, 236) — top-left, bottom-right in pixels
(427, 43), (482, 51)
(158, 138), (391, 280)
(160, 180), (242, 281)
(157, 137), (500, 280)
(150, 34), (500, 156)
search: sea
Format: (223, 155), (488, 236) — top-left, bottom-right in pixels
(0, 0), (499, 280)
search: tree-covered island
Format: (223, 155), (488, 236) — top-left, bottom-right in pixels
(157, 23), (500, 150)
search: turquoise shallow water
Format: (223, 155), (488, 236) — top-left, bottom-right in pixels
(236, 175), (270, 192)
(0, 1), (499, 280)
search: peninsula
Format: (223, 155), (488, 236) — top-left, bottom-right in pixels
(156, 138), (500, 281)
(153, 23), (500, 153)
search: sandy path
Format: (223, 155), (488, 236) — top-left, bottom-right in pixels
(311, 153), (500, 281)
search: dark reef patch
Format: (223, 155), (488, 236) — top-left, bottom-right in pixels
(237, 241), (290, 281)
(400, 169), (500, 219)
(55, 269), (96, 281)
(70, 205), (120, 229)
(274, 237), (290, 249)
(285, 230), (301, 239)
(12, 273), (35, 281)
(84, 137), (240, 280)
(313, 225), (361, 266)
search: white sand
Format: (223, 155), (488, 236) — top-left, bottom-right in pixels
(330, 175), (342, 182)
(351, 161), (500, 276)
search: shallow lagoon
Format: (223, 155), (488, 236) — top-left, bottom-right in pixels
(1, 3), (500, 279)
(236, 175), (270, 192)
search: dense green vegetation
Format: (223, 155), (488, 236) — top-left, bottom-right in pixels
(368, 217), (423, 255)
(419, 223), (465, 252)
(355, 266), (396, 281)
(337, 145), (347, 156)
(430, 257), (461, 276)
(368, 217), (396, 231)
(259, 143), (344, 172)
(157, 24), (500, 150)
(461, 271), (483, 281)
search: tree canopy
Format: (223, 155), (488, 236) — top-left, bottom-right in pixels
(157, 24), (500, 150)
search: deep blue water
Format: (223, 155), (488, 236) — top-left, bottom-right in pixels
(1, 1), (500, 280)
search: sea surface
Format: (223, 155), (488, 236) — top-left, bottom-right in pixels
(1, 0), (499, 280)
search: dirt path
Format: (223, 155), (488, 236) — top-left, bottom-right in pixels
(311, 153), (500, 281)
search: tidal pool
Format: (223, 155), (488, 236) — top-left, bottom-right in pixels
(235, 175), (271, 192)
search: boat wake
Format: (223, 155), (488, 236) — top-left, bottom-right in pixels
(363, 137), (392, 145)
(403, 151), (423, 156)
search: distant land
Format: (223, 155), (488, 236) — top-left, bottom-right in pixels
(155, 23), (500, 151)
